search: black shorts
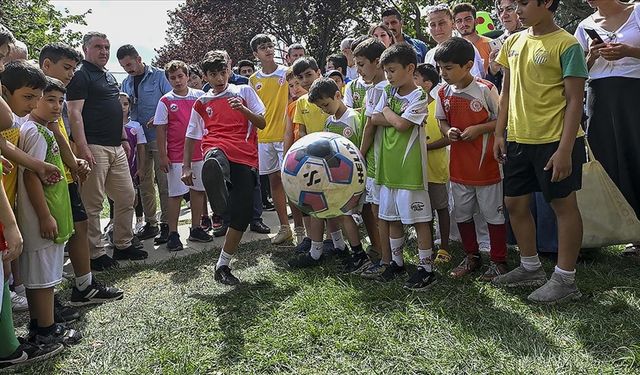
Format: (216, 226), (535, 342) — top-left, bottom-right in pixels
(68, 182), (88, 222)
(226, 162), (257, 231)
(503, 137), (585, 202)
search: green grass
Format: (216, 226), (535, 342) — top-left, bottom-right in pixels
(11, 241), (640, 374)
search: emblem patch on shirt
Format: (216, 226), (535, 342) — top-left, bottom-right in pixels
(278, 76), (286, 86)
(255, 82), (263, 91)
(444, 99), (451, 113)
(206, 106), (214, 117)
(169, 103), (179, 112)
(470, 99), (483, 113)
(343, 127), (354, 139)
(533, 49), (549, 65)
(353, 92), (361, 102)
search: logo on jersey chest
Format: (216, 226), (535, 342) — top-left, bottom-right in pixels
(169, 103), (179, 112)
(533, 49), (549, 65)
(255, 82), (263, 91)
(206, 106), (214, 118)
(353, 92), (361, 103)
(470, 99), (483, 113)
(343, 127), (354, 139)
(444, 99), (451, 113)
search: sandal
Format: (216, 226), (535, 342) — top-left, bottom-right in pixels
(434, 249), (452, 264)
(621, 243), (640, 257)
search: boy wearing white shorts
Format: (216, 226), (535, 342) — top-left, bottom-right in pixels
(16, 76), (80, 345)
(362, 44), (437, 291)
(434, 37), (508, 281)
(155, 60), (212, 251)
(249, 34), (292, 244)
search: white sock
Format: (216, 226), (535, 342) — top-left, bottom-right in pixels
(521, 255), (542, 272)
(554, 265), (576, 283)
(418, 249), (434, 272)
(216, 250), (233, 268)
(331, 230), (346, 251)
(390, 237), (405, 267)
(75, 272), (92, 291)
(14, 284), (25, 297)
(310, 241), (323, 260)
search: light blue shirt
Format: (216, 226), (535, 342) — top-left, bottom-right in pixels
(121, 64), (172, 141)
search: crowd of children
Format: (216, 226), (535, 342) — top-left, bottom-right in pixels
(1, 0), (637, 368)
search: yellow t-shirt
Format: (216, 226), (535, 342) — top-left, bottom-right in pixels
(293, 94), (329, 134)
(249, 66), (289, 143)
(425, 101), (449, 184)
(496, 29), (588, 144)
(0, 125), (19, 208)
(57, 117), (74, 183)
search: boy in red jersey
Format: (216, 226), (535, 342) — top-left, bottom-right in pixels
(434, 37), (507, 281)
(182, 51), (266, 285)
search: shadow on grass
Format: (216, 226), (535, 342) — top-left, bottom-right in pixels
(189, 280), (299, 366)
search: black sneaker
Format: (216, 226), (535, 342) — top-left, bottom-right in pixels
(404, 268), (438, 291)
(322, 239), (336, 256)
(132, 235), (144, 250)
(202, 148), (230, 215)
(344, 251), (370, 274)
(0, 339), (63, 369)
(69, 279), (124, 307)
(189, 227), (213, 243)
(213, 223), (228, 238)
(214, 265), (240, 285)
(113, 244), (148, 260)
(29, 323), (82, 346)
(90, 254), (119, 271)
(379, 261), (405, 282)
(250, 219), (271, 234)
(54, 295), (79, 323)
(166, 231), (184, 251)
(324, 241), (350, 259)
(136, 222), (159, 240)
(288, 252), (322, 268)
(154, 223), (170, 244)
(200, 215), (212, 231)
(263, 201), (275, 211)
(211, 214), (223, 230)
(295, 237), (312, 254)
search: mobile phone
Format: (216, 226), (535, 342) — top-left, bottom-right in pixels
(489, 38), (503, 52)
(584, 28), (604, 44)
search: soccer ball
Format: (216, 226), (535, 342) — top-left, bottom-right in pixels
(282, 132), (366, 219)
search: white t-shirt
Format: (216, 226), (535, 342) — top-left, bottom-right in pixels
(346, 65), (359, 81)
(575, 4), (640, 79)
(424, 43), (485, 79)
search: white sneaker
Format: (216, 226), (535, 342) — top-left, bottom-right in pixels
(271, 225), (293, 244)
(10, 291), (28, 312)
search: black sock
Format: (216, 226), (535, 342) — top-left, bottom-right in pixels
(37, 323), (56, 336)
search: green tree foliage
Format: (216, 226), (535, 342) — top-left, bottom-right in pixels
(0, 0), (89, 56)
(155, 0), (382, 68)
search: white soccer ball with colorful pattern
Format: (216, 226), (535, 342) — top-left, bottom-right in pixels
(282, 132), (366, 219)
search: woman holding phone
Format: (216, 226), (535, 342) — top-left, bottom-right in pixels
(575, 0), (640, 256)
